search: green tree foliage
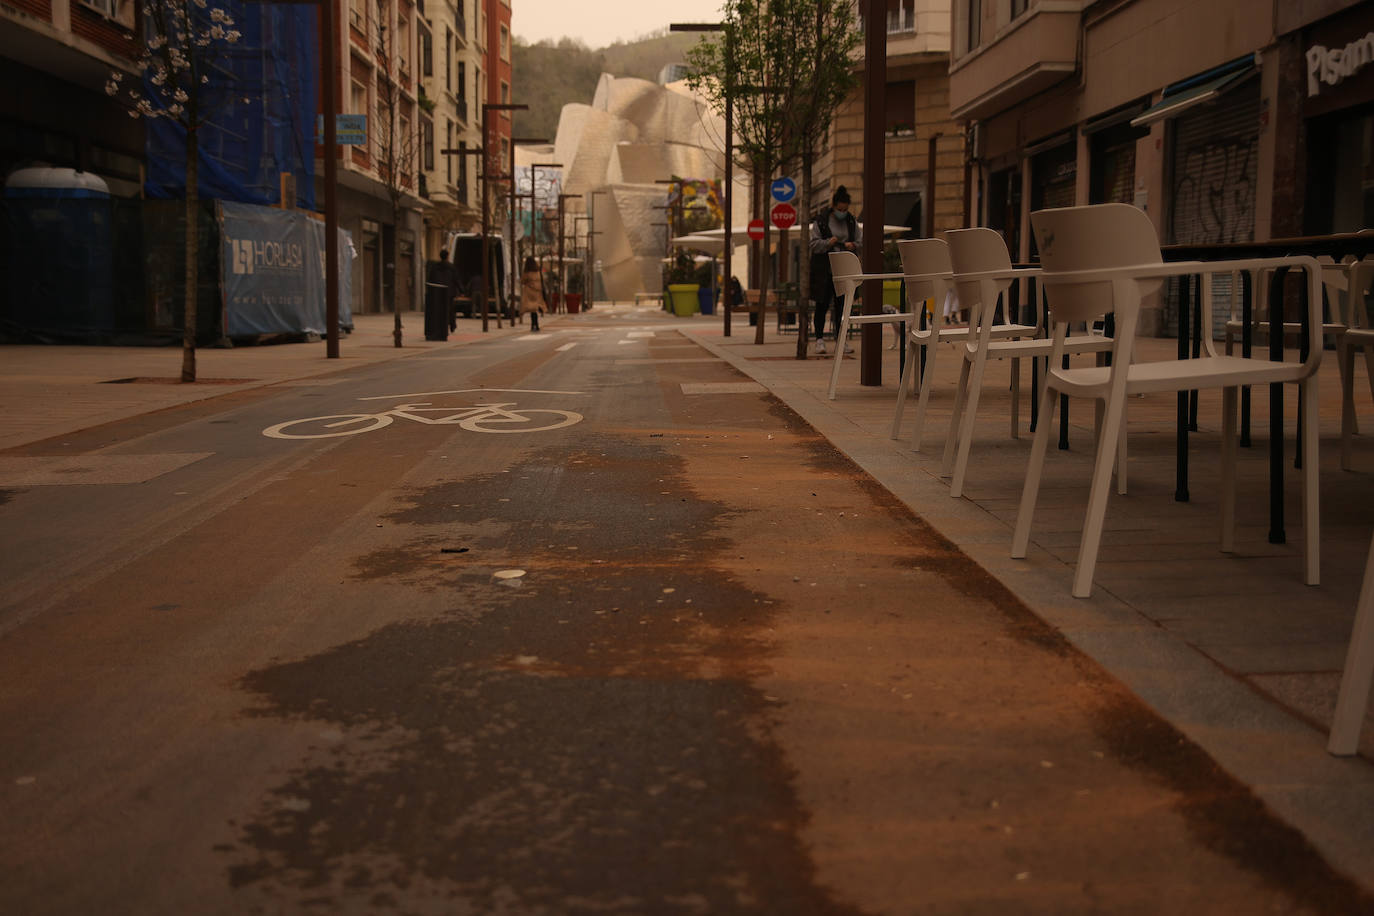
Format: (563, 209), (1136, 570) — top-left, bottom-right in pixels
(686, 0), (858, 350)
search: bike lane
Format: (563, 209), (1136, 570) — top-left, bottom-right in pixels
(0, 317), (1368, 912)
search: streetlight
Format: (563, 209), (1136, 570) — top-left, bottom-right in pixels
(507, 137), (548, 322)
(480, 102), (527, 332)
(586, 189), (607, 306)
(670, 21), (733, 336)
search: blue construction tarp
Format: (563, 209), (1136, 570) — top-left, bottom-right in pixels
(145, 0), (317, 209)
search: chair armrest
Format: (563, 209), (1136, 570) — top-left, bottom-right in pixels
(953, 267), (1043, 282)
(834, 271), (905, 282)
(903, 270), (953, 283)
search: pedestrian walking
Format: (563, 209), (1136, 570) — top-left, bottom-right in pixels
(520, 257), (546, 332)
(809, 185), (862, 355)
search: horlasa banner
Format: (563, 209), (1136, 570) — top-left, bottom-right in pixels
(219, 201), (353, 336)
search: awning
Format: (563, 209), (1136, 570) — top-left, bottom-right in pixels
(1131, 56), (1258, 128)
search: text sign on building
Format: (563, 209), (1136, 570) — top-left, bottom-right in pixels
(1306, 30), (1374, 97)
(770, 202), (797, 230)
(770, 177), (796, 203)
(316, 114), (368, 145)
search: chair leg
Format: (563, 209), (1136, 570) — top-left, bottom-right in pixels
(941, 357), (973, 478)
(950, 348), (990, 498)
(1116, 412), (1129, 497)
(1329, 532), (1374, 755)
(1071, 388), (1128, 599)
(890, 339), (916, 440)
(1221, 386), (1238, 553)
(1302, 379), (1321, 587)
(826, 315), (850, 400)
(1010, 357), (1021, 440)
(1011, 381), (1060, 559)
(1342, 343), (1357, 471)
(911, 342), (938, 453)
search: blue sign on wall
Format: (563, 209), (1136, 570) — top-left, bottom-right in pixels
(770, 177), (796, 203)
(317, 114), (368, 145)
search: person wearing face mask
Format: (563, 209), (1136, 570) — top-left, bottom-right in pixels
(809, 185), (862, 355)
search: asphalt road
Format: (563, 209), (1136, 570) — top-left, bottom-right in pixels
(1, 310), (1370, 914)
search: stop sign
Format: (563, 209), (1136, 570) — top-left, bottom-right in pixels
(770, 202), (797, 230)
(747, 219), (765, 241)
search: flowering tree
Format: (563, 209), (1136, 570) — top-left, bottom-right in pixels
(108, 0), (241, 382)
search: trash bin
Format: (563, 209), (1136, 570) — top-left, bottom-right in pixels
(424, 282), (449, 341)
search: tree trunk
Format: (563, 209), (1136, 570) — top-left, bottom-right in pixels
(796, 151), (813, 360)
(753, 168), (768, 345)
(182, 126), (198, 383)
(392, 205), (403, 347)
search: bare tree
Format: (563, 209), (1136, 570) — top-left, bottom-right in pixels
(373, 0), (422, 347)
(108, 0), (242, 381)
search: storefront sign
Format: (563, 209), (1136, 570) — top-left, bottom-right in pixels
(1306, 31), (1374, 97)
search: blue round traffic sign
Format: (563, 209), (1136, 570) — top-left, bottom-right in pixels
(770, 177), (796, 203)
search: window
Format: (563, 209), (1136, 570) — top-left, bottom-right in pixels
(1011, 0), (1029, 18)
(349, 0), (364, 31)
(459, 141), (469, 201)
(967, 0), (981, 51)
(885, 80), (916, 133)
(500, 81), (509, 105)
(887, 0), (915, 34)
(422, 117), (434, 171)
(351, 80), (367, 115)
(455, 0), (465, 39)
(446, 120), (453, 184)
(500, 24), (510, 61)
(419, 23), (432, 77)
(445, 27), (452, 91)
(457, 62), (467, 120)
(397, 14), (410, 75)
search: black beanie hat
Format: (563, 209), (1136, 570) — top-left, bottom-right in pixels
(832, 185), (851, 205)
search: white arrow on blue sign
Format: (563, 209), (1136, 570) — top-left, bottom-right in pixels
(770, 177), (796, 203)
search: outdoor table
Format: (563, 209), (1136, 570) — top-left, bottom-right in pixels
(1162, 233), (1374, 544)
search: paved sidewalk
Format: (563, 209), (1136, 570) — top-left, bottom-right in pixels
(0, 310), (556, 451)
(686, 318), (1374, 891)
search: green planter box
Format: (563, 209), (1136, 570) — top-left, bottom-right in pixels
(882, 279), (902, 310)
(667, 283), (700, 316)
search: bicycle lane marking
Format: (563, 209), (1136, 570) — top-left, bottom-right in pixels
(261, 390), (589, 440)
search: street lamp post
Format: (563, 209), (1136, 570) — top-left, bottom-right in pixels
(586, 189), (606, 306)
(671, 21), (732, 336)
(507, 137), (548, 324)
(556, 192), (577, 311)
(480, 102), (527, 332)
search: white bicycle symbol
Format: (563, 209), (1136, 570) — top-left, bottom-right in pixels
(262, 401), (584, 439)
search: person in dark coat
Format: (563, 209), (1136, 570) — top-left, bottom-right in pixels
(426, 249), (459, 339)
(809, 185), (862, 354)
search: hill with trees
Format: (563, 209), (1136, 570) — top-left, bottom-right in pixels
(511, 30), (702, 141)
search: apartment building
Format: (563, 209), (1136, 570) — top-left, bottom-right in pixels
(418, 0), (474, 252)
(0, 0), (142, 196)
(825, 0), (964, 239)
(949, 0), (1373, 333)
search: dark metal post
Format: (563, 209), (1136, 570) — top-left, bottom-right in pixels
(322, 0), (339, 358)
(860, 0), (886, 386)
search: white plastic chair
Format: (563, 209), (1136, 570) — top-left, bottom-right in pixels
(1330, 530), (1374, 755)
(889, 238), (1037, 450)
(1012, 203), (1323, 599)
(1325, 258), (1374, 470)
(825, 251), (914, 399)
(941, 228), (1116, 499)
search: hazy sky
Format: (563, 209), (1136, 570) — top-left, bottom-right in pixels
(510, 0), (727, 49)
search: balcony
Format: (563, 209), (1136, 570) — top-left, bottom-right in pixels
(949, 4), (1079, 120)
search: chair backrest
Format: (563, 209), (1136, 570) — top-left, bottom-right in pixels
(946, 228), (1014, 330)
(1030, 203), (1162, 325)
(897, 238), (950, 305)
(829, 250), (862, 307)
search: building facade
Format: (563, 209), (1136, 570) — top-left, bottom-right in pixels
(949, 0), (1373, 334)
(418, 0), (483, 255)
(826, 0), (964, 240)
(0, 0), (143, 196)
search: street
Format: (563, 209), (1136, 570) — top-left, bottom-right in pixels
(1, 308), (1368, 914)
